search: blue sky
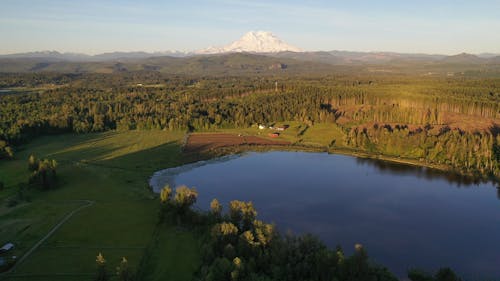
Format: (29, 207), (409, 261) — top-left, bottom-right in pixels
(1, 0), (499, 55)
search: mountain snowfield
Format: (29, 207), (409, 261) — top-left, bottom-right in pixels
(196, 31), (302, 54)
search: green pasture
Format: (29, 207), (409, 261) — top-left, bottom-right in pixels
(0, 130), (200, 281)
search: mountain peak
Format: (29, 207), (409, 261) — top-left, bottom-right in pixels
(241, 31), (275, 40)
(196, 31), (302, 54)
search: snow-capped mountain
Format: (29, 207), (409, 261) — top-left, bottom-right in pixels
(196, 31), (302, 54)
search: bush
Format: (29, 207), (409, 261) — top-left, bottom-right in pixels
(28, 156), (58, 190)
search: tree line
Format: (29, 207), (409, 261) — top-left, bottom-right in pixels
(0, 73), (499, 180)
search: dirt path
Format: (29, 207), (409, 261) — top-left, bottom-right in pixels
(0, 200), (95, 277)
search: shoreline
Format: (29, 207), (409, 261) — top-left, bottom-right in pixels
(149, 141), (499, 192)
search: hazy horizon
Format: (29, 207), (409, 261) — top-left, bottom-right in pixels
(1, 0), (500, 55)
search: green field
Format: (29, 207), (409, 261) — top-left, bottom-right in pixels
(0, 130), (201, 281)
(212, 121), (346, 147)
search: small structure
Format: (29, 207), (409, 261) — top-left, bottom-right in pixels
(268, 132), (280, 138)
(0, 243), (14, 254)
(275, 125), (289, 131)
(258, 124), (266, 130)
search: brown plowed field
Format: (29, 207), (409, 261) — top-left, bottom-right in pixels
(184, 133), (290, 153)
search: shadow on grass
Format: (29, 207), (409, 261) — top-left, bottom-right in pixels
(39, 131), (187, 174)
(96, 141), (184, 173)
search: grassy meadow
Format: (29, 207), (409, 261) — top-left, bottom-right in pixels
(214, 121), (346, 147)
(0, 130), (202, 281)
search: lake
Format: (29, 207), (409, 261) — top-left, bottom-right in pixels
(150, 151), (500, 279)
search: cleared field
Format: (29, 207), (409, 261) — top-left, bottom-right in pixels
(184, 133), (290, 153)
(195, 122), (349, 148)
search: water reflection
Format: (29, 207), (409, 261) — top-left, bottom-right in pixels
(149, 154), (240, 192)
(354, 157), (490, 187)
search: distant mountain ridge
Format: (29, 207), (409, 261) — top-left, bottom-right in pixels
(441, 53), (485, 64)
(2, 49), (497, 65)
(0, 50), (189, 61)
(0, 31), (499, 67)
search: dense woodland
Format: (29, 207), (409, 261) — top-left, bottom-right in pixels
(1, 72), (499, 181)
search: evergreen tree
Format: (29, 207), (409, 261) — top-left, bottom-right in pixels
(95, 253), (108, 281)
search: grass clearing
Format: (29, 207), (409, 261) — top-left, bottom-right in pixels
(137, 224), (202, 281)
(209, 121), (348, 148)
(0, 130), (200, 281)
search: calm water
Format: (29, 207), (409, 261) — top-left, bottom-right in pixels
(150, 151), (500, 279)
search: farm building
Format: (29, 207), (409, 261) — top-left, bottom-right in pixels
(270, 125), (289, 131)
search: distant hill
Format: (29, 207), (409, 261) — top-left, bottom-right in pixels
(91, 51), (188, 61)
(1, 49), (499, 75)
(0, 51), (90, 61)
(490, 56), (500, 63)
(1, 48), (497, 67)
(267, 51), (343, 64)
(440, 53), (485, 64)
(0, 53), (345, 75)
(0, 50), (189, 62)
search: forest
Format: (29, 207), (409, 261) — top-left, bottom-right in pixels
(1, 71), (499, 181)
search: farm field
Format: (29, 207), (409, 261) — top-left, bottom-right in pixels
(184, 133), (290, 153)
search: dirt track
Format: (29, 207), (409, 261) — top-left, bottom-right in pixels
(1, 200), (94, 276)
(184, 133), (290, 153)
